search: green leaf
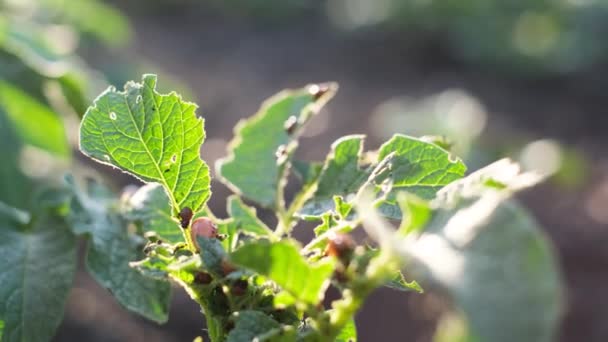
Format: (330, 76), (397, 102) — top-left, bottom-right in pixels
(227, 195), (273, 237)
(123, 183), (182, 244)
(300, 135), (368, 217)
(402, 162), (561, 342)
(197, 236), (227, 276)
(79, 74), (211, 214)
(38, 0), (132, 46)
(0, 319), (4, 340)
(227, 310), (280, 342)
(378, 134), (466, 200)
(0, 208), (77, 342)
(397, 192), (431, 235)
(130, 244), (199, 282)
(292, 160), (323, 186)
(0, 108), (30, 207)
(334, 196), (353, 220)
(66, 176), (171, 323)
(217, 196), (274, 252)
(303, 217), (353, 258)
(0, 81), (69, 157)
(230, 240), (334, 304)
(217, 83), (337, 208)
(385, 272), (423, 293)
(257, 326), (298, 342)
(335, 318), (358, 342)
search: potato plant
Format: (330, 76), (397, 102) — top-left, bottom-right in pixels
(0, 74), (562, 342)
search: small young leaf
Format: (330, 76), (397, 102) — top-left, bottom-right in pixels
(335, 318), (358, 342)
(66, 176), (171, 323)
(227, 195), (273, 237)
(300, 135), (368, 217)
(292, 160), (323, 186)
(230, 240), (334, 304)
(217, 83), (337, 208)
(79, 74), (210, 214)
(385, 272), (423, 293)
(226, 310), (281, 342)
(123, 183), (182, 243)
(0, 210), (77, 342)
(397, 192), (431, 235)
(197, 236), (227, 276)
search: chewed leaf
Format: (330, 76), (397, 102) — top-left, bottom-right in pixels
(79, 74), (210, 214)
(216, 83), (337, 208)
(300, 135), (369, 217)
(378, 134), (466, 200)
(230, 240), (335, 304)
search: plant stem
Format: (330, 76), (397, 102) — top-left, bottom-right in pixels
(324, 250), (399, 340)
(172, 276), (225, 341)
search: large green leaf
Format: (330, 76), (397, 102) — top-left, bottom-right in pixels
(66, 176), (171, 323)
(216, 83), (337, 208)
(398, 161), (562, 342)
(0, 206), (77, 342)
(79, 74), (210, 214)
(123, 183), (182, 244)
(0, 81), (69, 157)
(230, 240), (334, 304)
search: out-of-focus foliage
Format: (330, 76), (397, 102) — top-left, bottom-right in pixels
(206, 0), (608, 75)
(0, 1), (131, 341)
(371, 89), (591, 189)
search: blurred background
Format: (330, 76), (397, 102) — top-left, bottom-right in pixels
(1, 0), (608, 341)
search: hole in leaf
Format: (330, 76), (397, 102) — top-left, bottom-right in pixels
(103, 155), (111, 161)
(171, 154), (177, 163)
(109, 112), (117, 120)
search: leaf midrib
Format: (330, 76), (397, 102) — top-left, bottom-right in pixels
(122, 95), (180, 212)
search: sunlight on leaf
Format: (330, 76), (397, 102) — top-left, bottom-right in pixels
(80, 74), (211, 214)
